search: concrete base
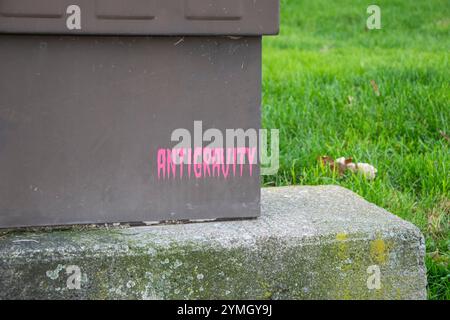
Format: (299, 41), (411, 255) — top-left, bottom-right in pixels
(0, 186), (427, 300)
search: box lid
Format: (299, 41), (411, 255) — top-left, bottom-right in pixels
(0, 0), (279, 35)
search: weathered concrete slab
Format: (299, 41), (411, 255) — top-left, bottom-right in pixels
(0, 186), (427, 300)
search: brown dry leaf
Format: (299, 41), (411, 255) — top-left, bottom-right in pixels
(370, 80), (380, 96)
(427, 198), (450, 239)
(320, 156), (377, 179)
(439, 130), (450, 143)
(318, 155), (337, 173)
(427, 250), (449, 265)
(336, 157), (354, 176)
(319, 156), (352, 176)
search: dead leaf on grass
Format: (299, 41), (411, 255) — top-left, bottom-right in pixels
(319, 156), (377, 179)
(370, 80), (381, 96)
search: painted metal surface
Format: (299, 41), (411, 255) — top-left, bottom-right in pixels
(0, 36), (261, 227)
(0, 0), (279, 35)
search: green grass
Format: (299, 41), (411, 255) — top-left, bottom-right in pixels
(262, 0), (449, 299)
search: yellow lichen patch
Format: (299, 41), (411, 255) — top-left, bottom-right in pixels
(370, 238), (388, 264)
(336, 233), (349, 260)
(336, 233), (348, 242)
(396, 288), (402, 300)
(341, 287), (352, 300)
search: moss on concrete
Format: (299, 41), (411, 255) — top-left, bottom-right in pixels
(0, 186), (427, 299)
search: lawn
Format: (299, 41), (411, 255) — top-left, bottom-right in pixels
(262, 0), (449, 299)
